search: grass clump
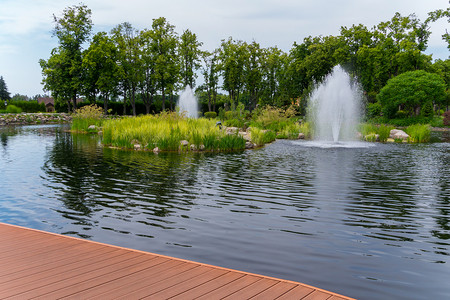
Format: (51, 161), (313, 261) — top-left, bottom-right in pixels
(358, 123), (394, 142)
(71, 104), (104, 132)
(406, 124), (431, 143)
(102, 112), (247, 152)
(250, 128), (276, 146)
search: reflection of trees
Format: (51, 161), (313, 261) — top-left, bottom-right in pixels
(0, 127), (18, 150)
(42, 131), (202, 234)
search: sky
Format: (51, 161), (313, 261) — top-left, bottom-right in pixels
(0, 0), (449, 97)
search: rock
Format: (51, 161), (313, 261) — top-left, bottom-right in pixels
(298, 132), (305, 139)
(199, 145), (205, 151)
(225, 127), (239, 135)
(239, 131), (251, 141)
(153, 147), (159, 153)
(88, 125), (97, 130)
(180, 140), (189, 147)
(134, 144), (141, 150)
(365, 133), (379, 142)
(190, 144), (197, 151)
(356, 132), (363, 139)
(389, 129), (409, 140)
(245, 141), (254, 149)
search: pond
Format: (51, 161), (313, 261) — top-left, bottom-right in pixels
(0, 124), (449, 300)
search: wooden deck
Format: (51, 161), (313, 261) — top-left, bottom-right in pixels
(0, 222), (355, 299)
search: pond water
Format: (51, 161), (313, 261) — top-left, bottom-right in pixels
(0, 124), (449, 299)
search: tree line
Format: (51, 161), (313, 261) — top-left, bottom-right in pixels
(39, 4), (449, 116)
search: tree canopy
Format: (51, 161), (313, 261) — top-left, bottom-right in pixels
(39, 4), (450, 116)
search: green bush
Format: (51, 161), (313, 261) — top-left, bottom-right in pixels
(71, 104), (104, 132)
(11, 101), (45, 113)
(377, 70), (446, 119)
(204, 111), (217, 119)
(421, 101), (434, 118)
(250, 128), (276, 146)
(6, 105), (22, 113)
(406, 124), (431, 143)
(367, 102), (382, 119)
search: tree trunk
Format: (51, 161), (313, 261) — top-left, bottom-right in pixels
(207, 89), (211, 112)
(161, 87), (165, 112)
(131, 86), (136, 116)
(103, 93), (109, 114)
(123, 88), (127, 115)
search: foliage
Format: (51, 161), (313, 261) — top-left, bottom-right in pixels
(358, 123), (394, 142)
(203, 111), (217, 119)
(10, 101), (45, 113)
(250, 128), (276, 146)
(377, 70), (446, 118)
(5, 105), (22, 114)
(406, 124), (431, 143)
(102, 112), (250, 152)
(421, 100), (434, 117)
(40, 4), (93, 111)
(366, 102), (382, 119)
(71, 104), (104, 132)
(38, 4), (449, 119)
(0, 76), (11, 100)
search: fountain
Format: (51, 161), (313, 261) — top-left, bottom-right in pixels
(308, 65), (362, 143)
(177, 85), (198, 118)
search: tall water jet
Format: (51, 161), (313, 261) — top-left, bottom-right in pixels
(308, 65), (362, 142)
(177, 85), (198, 118)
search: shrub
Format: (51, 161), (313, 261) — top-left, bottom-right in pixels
(378, 124), (394, 142)
(10, 101), (45, 113)
(421, 100), (434, 118)
(251, 128), (276, 146)
(406, 124), (431, 143)
(367, 102), (382, 119)
(6, 105), (22, 113)
(204, 111), (217, 119)
(71, 104), (104, 132)
(377, 70), (446, 119)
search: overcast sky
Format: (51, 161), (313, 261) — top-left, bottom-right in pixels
(0, 0), (448, 97)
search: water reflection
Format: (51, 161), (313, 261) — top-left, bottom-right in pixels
(1, 125), (449, 300)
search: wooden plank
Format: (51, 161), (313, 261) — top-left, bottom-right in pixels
(0, 222), (355, 300)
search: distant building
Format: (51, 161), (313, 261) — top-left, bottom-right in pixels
(37, 97), (55, 112)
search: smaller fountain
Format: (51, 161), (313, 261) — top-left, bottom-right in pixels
(308, 65), (362, 144)
(177, 86), (198, 118)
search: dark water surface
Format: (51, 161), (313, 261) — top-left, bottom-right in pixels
(0, 125), (449, 299)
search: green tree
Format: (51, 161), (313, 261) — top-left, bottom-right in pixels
(377, 70), (446, 118)
(41, 4), (93, 110)
(0, 76), (11, 101)
(40, 48), (75, 112)
(150, 17), (178, 112)
(243, 41), (264, 110)
(82, 32), (120, 113)
(139, 29), (158, 114)
(200, 50), (220, 112)
(218, 37), (247, 109)
(179, 29), (203, 89)
(111, 22), (143, 116)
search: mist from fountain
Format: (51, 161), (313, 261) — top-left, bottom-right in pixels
(177, 85), (198, 118)
(308, 65), (362, 143)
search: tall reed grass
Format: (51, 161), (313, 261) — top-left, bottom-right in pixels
(406, 124), (431, 143)
(102, 112), (246, 152)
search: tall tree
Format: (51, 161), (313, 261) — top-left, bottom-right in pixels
(41, 4), (93, 110)
(111, 22), (142, 116)
(218, 37), (247, 109)
(139, 29), (157, 114)
(0, 76), (11, 101)
(179, 29), (203, 89)
(82, 32), (120, 113)
(201, 50), (220, 111)
(243, 41), (264, 110)
(150, 17), (178, 112)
